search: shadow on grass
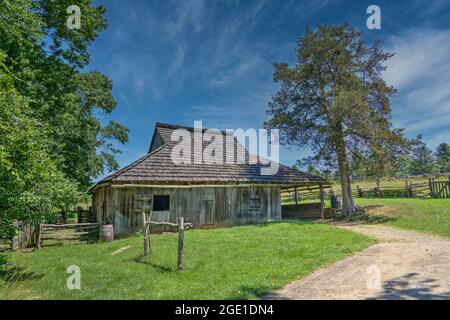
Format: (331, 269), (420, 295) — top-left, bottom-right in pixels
(131, 254), (174, 273)
(274, 219), (315, 225)
(0, 254), (43, 284)
(369, 272), (450, 300)
(227, 284), (274, 300)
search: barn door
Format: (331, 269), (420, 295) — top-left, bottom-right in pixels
(200, 199), (214, 225)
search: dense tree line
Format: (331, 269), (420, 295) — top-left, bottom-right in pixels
(0, 1), (128, 236)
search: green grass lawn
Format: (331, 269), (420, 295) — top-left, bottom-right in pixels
(0, 221), (374, 300)
(355, 198), (450, 239)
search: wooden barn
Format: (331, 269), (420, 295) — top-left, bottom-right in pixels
(90, 123), (328, 236)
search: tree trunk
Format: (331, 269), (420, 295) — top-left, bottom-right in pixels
(335, 135), (357, 217)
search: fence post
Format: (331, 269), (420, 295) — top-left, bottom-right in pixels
(178, 217), (184, 271)
(77, 206), (83, 223)
(143, 212), (150, 256)
(294, 187), (298, 205)
(319, 186), (325, 220)
(374, 186), (380, 198)
(429, 178), (434, 198)
(357, 185), (363, 198)
(36, 224), (42, 249)
(10, 220), (19, 251)
(88, 206), (95, 223)
(407, 181), (413, 198)
(405, 181), (409, 198)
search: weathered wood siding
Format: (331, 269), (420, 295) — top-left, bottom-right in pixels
(92, 186), (281, 236)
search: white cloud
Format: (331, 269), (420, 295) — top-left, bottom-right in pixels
(384, 29), (450, 90)
(384, 28), (450, 138)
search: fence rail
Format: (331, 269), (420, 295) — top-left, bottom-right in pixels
(37, 223), (100, 249)
(282, 177), (450, 202)
(0, 238), (11, 251)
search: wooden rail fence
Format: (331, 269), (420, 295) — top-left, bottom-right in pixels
(429, 178), (450, 198)
(282, 177), (450, 202)
(0, 238), (11, 251)
(37, 223), (100, 249)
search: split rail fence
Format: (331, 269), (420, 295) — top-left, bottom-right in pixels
(282, 177), (450, 202)
(37, 223), (100, 249)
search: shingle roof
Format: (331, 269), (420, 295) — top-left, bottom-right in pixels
(94, 122), (328, 187)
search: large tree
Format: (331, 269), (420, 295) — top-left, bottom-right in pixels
(435, 143), (450, 173)
(0, 0), (128, 188)
(265, 24), (410, 216)
(407, 138), (436, 175)
(0, 0), (127, 235)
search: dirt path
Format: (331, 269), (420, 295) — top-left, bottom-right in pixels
(265, 224), (450, 300)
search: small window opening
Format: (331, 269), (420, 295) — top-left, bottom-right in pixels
(153, 195), (170, 211)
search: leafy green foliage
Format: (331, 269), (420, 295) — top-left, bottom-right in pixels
(0, 0), (127, 235)
(435, 143), (450, 173)
(407, 138), (437, 175)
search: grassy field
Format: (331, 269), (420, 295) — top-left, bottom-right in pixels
(0, 221), (374, 300)
(356, 198), (450, 239)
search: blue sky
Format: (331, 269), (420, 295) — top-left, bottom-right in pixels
(88, 0), (450, 175)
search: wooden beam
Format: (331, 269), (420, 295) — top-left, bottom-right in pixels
(177, 217), (184, 271)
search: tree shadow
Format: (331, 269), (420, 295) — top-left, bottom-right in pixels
(232, 220), (315, 229)
(227, 284), (274, 300)
(330, 205), (397, 226)
(130, 254), (174, 273)
(0, 254), (43, 284)
(369, 272), (450, 300)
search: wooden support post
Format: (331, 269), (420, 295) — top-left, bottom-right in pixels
(77, 206), (82, 223)
(405, 181), (410, 198)
(36, 224), (42, 250)
(374, 186), (380, 198)
(11, 236), (19, 251)
(319, 185), (325, 220)
(177, 217), (184, 271)
(10, 219), (19, 251)
(429, 178), (434, 198)
(294, 187), (298, 205)
(143, 212), (150, 256)
(88, 206), (95, 223)
(357, 185), (363, 198)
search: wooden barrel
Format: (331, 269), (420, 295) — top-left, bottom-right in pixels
(100, 224), (114, 242)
